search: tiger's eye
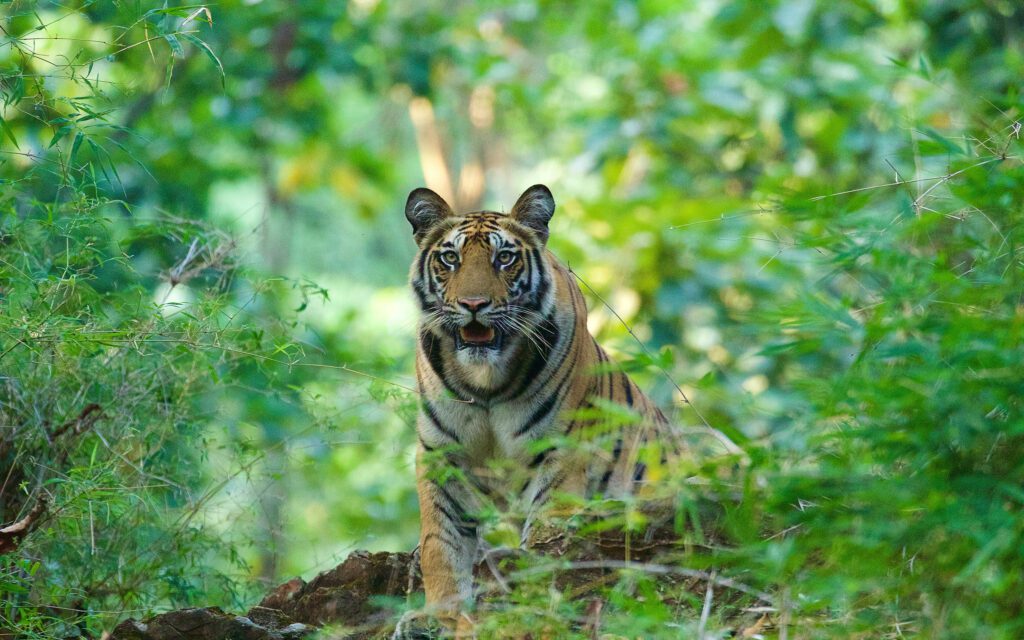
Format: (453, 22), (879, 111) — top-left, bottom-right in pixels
(439, 250), (460, 266)
(497, 250), (516, 266)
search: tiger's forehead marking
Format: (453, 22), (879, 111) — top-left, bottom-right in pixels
(441, 212), (522, 249)
(456, 212), (505, 235)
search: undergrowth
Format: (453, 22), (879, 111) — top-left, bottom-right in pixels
(1, 2), (1022, 639)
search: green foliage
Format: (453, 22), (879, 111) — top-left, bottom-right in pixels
(1, 0), (1022, 637)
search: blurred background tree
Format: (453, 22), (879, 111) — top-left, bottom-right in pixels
(1, 0), (1021, 637)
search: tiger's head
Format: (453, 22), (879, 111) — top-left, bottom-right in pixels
(406, 185), (557, 368)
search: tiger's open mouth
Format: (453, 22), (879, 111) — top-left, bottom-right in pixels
(455, 321), (502, 350)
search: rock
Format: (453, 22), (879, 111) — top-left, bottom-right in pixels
(111, 552), (417, 640)
(246, 606), (296, 630)
(110, 503), (732, 640)
(110, 607), (316, 640)
(258, 550), (419, 638)
(257, 577), (306, 611)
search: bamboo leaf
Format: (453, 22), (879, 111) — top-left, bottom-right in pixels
(0, 115), (19, 149)
(181, 33), (225, 88)
(69, 131), (84, 165)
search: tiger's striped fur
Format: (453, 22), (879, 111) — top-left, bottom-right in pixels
(405, 185), (685, 623)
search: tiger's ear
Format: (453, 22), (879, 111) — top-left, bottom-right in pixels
(511, 184), (555, 243)
(405, 187), (453, 243)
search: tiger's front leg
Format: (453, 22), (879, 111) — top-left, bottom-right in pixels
(415, 446), (479, 634)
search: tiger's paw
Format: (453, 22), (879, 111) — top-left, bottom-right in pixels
(392, 610), (475, 639)
(392, 610), (442, 639)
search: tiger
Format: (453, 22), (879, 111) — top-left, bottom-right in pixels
(401, 184), (692, 636)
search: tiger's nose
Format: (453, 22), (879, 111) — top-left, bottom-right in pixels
(458, 297), (491, 313)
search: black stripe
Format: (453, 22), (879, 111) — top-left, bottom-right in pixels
(531, 470), (566, 507)
(529, 446), (555, 468)
(466, 473), (490, 495)
(426, 270), (438, 298)
(417, 436), (462, 471)
(422, 399), (461, 444)
(594, 343), (609, 398)
(499, 311), (560, 401)
(423, 531), (463, 554)
(622, 374), (634, 407)
(611, 437), (624, 462)
(412, 282), (431, 311)
(546, 306), (578, 375)
(420, 332), (472, 403)
(422, 330), (493, 402)
(522, 248), (534, 292)
(564, 399), (593, 435)
(671, 435), (683, 457)
(512, 312), (579, 437)
(633, 461), (647, 483)
(500, 344), (544, 402)
(437, 482), (479, 529)
(536, 310), (561, 350)
(532, 249), (549, 303)
(419, 221), (455, 253)
(412, 247), (433, 310)
(416, 248), (430, 280)
(514, 365), (572, 437)
(595, 437), (623, 495)
(433, 500), (476, 538)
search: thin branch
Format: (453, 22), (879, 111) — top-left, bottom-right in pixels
(510, 559), (775, 606)
(911, 157), (1002, 213)
(669, 208), (773, 230)
(0, 496), (48, 553)
(49, 403), (103, 441)
(809, 156), (1004, 202)
(697, 569), (715, 639)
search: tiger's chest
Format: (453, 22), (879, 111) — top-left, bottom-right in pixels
(431, 398), (558, 466)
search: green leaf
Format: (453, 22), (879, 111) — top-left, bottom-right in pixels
(917, 52), (931, 79)
(0, 115), (18, 149)
(164, 59), (175, 89)
(144, 5), (213, 20)
(163, 33), (184, 58)
(181, 33), (226, 88)
(920, 126), (968, 156)
(0, 581), (28, 595)
(69, 131), (84, 165)
(48, 125), (73, 148)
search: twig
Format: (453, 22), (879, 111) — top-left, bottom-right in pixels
(698, 569), (715, 639)
(482, 546), (514, 594)
(779, 585), (791, 640)
(510, 559), (775, 605)
(668, 207), (775, 229)
(765, 524), (803, 541)
(49, 403), (103, 441)
(807, 160), (993, 201)
(168, 237), (201, 286)
(910, 157), (1002, 214)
